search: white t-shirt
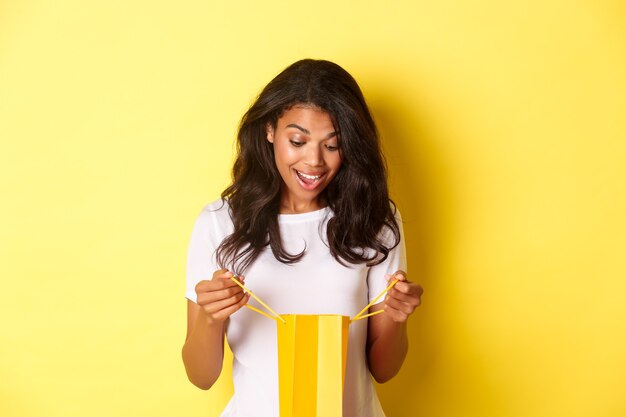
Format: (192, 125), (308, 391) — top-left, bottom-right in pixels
(185, 199), (406, 417)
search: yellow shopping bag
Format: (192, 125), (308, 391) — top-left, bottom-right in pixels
(230, 277), (398, 417)
(277, 314), (349, 417)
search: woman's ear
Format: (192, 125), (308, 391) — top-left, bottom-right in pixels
(265, 123), (274, 143)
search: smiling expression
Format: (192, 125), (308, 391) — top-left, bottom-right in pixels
(266, 105), (342, 214)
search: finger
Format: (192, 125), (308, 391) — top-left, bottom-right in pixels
(197, 286), (245, 305)
(209, 293), (251, 322)
(203, 291), (249, 315)
(385, 295), (417, 315)
(383, 303), (409, 323)
(195, 277), (240, 294)
(391, 270), (407, 281)
(221, 272), (245, 288)
(387, 288), (422, 307)
(393, 281), (423, 296)
(212, 269), (234, 280)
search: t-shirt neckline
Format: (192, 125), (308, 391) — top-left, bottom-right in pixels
(277, 206), (330, 223)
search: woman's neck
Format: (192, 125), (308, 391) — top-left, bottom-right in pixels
(279, 198), (326, 214)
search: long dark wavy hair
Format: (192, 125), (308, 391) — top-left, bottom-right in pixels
(216, 59), (401, 274)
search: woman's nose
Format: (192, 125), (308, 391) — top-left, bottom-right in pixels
(304, 145), (323, 166)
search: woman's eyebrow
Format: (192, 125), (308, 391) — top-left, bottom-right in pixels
(286, 123), (338, 139)
(286, 124), (310, 134)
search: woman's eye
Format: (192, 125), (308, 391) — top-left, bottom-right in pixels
(325, 144), (339, 151)
(289, 140), (304, 147)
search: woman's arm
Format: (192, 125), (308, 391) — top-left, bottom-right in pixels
(181, 270), (250, 390)
(366, 271), (423, 383)
(182, 301), (226, 389)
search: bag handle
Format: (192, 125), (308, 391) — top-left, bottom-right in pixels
(350, 278), (399, 322)
(230, 276), (286, 323)
(230, 276), (399, 324)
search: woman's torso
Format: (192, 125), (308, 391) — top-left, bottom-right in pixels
(186, 199), (403, 417)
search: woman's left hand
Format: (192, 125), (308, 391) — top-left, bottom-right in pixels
(383, 270), (423, 323)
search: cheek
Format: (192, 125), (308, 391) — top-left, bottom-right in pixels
(275, 143), (299, 165)
(329, 154), (342, 171)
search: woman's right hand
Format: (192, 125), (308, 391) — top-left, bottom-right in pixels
(194, 269), (250, 324)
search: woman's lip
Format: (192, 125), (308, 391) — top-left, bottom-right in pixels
(295, 169), (326, 178)
(294, 169), (326, 190)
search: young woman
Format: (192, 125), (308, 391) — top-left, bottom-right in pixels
(182, 59), (423, 417)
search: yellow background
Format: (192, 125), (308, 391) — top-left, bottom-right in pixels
(1, 1), (625, 416)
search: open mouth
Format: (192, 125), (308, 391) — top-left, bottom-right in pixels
(295, 170), (325, 189)
(297, 170), (321, 181)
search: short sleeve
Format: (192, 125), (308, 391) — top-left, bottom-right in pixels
(185, 207), (219, 303)
(366, 209), (407, 304)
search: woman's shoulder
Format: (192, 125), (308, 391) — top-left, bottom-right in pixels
(391, 202), (403, 223)
(377, 201), (403, 241)
(202, 197), (230, 213)
(190, 198), (233, 240)
(195, 198), (232, 224)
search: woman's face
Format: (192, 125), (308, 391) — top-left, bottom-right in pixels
(266, 105), (342, 213)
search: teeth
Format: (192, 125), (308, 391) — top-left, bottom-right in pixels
(298, 171), (320, 180)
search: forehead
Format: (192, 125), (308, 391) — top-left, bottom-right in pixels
(277, 105), (335, 132)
